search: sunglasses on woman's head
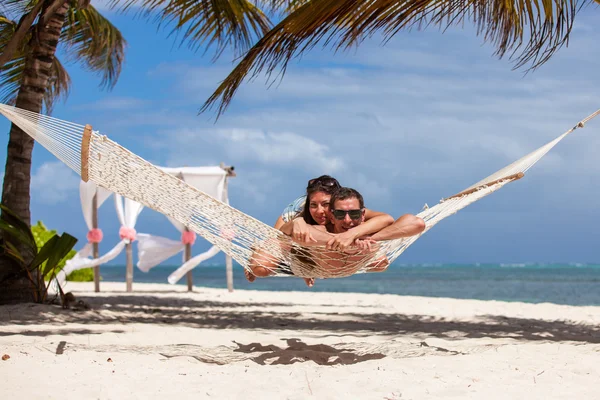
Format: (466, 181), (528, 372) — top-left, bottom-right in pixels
(308, 177), (339, 188)
(331, 209), (363, 220)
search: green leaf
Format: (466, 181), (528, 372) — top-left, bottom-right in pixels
(41, 233), (78, 277)
(0, 203), (36, 247)
(2, 243), (25, 265)
(31, 234), (58, 272)
(4, 241), (24, 262)
(0, 218), (37, 251)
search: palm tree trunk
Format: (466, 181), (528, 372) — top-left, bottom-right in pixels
(0, 0), (69, 304)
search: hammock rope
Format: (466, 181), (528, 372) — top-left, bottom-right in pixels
(0, 104), (597, 279)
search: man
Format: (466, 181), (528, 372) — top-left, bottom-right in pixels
(246, 187), (425, 280)
(303, 187), (425, 249)
(289, 187), (426, 274)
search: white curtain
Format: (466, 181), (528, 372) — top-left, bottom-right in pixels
(58, 188), (144, 286)
(59, 181), (115, 285)
(135, 166), (228, 284)
(114, 193), (144, 242)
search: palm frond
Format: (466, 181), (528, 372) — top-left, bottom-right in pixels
(61, 4), (125, 89)
(107, 0), (272, 57)
(43, 56), (71, 113)
(201, 0), (583, 118)
(0, 16), (24, 105)
(0, 0), (44, 69)
(0, 55), (24, 105)
(0, 14), (71, 110)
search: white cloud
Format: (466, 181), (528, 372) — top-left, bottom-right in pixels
(219, 128), (345, 172)
(31, 162), (80, 205)
(157, 126), (344, 174)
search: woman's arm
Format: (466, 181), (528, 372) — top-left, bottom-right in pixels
(274, 215), (286, 230)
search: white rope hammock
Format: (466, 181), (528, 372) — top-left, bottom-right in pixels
(1, 104), (598, 279)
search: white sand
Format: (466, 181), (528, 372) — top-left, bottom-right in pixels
(1, 281), (600, 399)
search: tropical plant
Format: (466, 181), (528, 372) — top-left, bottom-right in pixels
(0, 0), (126, 302)
(0, 0), (275, 303)
(0, 204), (78, 303)
(31, 220), (92, 281)
(202, 0), (598, 117)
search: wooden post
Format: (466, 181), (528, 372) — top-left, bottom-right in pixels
(226, 255), (233, 293)
(220, 163), (236, 293)
(126, 242), (133, 292)
(92, 193), (100, 292)
(185, 230), (193, 291)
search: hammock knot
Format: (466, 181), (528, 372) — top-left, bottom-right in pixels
(119, 226), (137, 243)
(86, 228), (103, 244)
(181, 230), (197, 245)
(577, 121), (585, 128)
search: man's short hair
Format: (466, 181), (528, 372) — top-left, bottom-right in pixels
(329, 187), (364, 209)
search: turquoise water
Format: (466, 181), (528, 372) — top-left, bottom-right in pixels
(97, 263), (600, 306)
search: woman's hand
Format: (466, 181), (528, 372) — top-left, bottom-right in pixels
(291, 218), (317, 243)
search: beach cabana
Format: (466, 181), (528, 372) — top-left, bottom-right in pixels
(62, 183), (144, 292)
(136, 164), (236, 291)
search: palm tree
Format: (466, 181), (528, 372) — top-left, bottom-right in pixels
(0, 0), (273, 303)
(202, 0), (597, 117)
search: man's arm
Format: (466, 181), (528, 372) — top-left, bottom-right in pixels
(349, 210), (394, 239)
(370, 214), (426, 241)
(326, 210), (394, 251)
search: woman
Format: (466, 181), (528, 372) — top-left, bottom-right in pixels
(245, 175), (394, 286)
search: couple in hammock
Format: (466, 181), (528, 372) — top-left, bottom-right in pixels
(245, 175), (426, 286)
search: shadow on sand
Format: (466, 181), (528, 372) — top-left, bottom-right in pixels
(1, 293), (599, 345)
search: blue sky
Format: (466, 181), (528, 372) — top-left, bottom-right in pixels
(1, 3), (599, 266)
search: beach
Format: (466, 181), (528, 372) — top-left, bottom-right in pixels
(1, 282), (600, 399)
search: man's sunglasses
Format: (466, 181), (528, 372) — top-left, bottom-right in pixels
(331, 209), (364, 220)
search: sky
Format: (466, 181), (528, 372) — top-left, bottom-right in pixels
(1, 3), (599, 267)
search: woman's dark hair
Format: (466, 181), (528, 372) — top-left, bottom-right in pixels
(302, 175), (341, 225)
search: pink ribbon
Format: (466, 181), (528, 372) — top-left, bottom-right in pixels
(86, 228), (103, 244)
(119, 226), (137, 242)
(181, 231), (196, 245)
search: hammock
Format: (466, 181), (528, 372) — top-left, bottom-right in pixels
(0, 104), (598, 279)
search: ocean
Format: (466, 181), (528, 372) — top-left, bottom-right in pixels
(96, 263), (600, 306)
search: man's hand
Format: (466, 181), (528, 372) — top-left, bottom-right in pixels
(354, 237), (376, 252)
(291, 219), (317, 244)
(326, 230), (358, 252)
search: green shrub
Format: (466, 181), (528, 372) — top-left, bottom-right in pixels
(31, 221), (91, 281)
(0, 205), (78, 303)
(65, 267), (94, 282)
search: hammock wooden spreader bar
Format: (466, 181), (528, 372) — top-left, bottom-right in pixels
(443, 172), (525, 201)
(81, 124), (92, 182)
